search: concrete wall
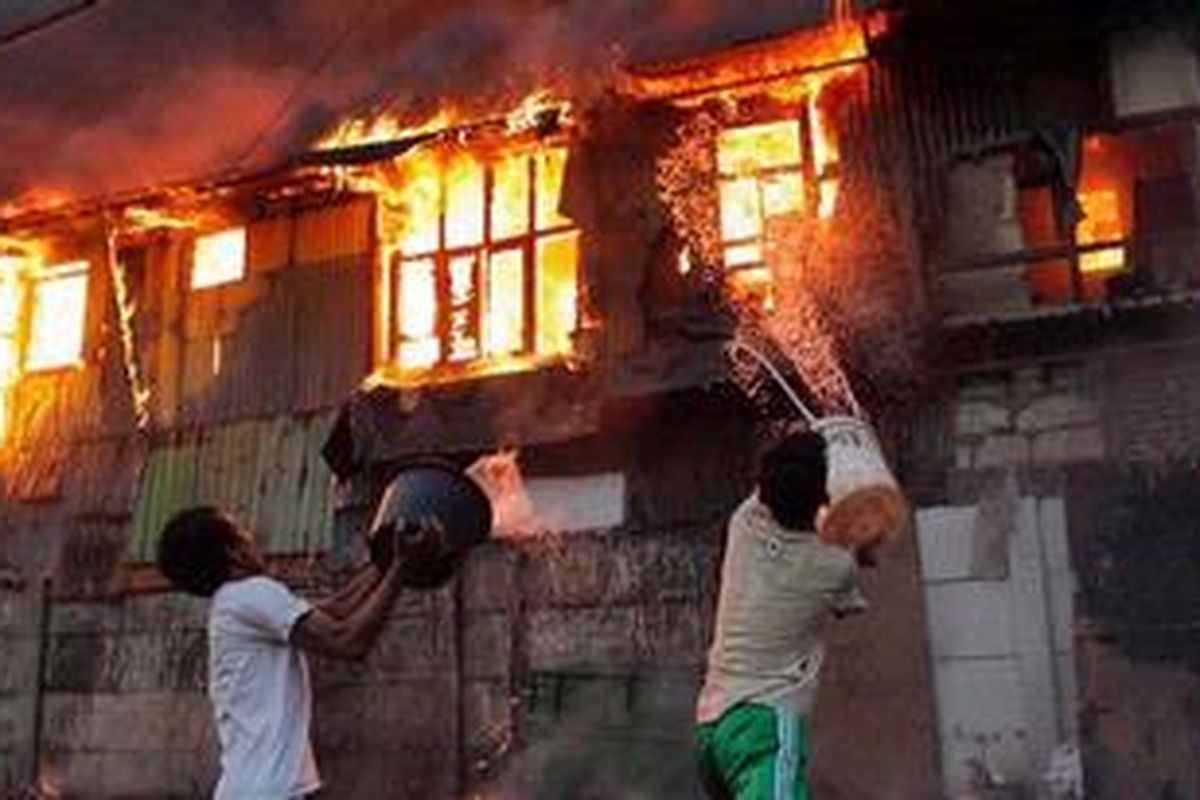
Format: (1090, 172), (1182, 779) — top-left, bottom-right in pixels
(938, 328), (1200, 799)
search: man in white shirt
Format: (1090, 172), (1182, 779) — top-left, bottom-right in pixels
(695, 431), (871, 800)
(157, 505), (430, 799)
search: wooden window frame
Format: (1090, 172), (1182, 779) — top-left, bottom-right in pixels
(387, 145), (579, 378)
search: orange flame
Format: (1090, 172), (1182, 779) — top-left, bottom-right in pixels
(121, 205), (200, 233)
(314, 90), (569, 153)
(338, 92), (580, 388)
(0, 187), (73, 221)
(621, 17), (869, 104)
(316, 107), (458, 152)
(1076, 135), (1130, 274)
(659, 12), (877, 295)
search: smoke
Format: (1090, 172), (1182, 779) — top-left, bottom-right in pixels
(0, 0), (840, 210)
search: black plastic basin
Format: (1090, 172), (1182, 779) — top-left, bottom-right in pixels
(368, 463), (493, 590)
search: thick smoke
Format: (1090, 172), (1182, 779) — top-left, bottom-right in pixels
(0, 0), (837, 209)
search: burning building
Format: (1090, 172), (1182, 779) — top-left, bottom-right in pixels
(0, 0), (1199, 797)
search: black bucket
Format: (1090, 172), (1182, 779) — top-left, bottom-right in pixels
(368, 463), (493, 590)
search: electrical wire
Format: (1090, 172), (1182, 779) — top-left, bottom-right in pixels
(0, 0), (98, 47)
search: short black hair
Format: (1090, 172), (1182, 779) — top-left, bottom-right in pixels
(758, 431), (829, 531)
(156, 506), (241, 597)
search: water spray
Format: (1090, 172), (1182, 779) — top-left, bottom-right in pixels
(726, 336), (908, 549)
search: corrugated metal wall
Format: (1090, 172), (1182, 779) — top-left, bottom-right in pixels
(176, 197), (373, 426)
(127, 411), (338, 563)
(865, 53), (1033, 231)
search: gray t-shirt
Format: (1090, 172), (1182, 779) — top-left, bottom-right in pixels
(696, 495), (867, 723)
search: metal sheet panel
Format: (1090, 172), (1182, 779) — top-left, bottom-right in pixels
(178, 200), (373, 425)
(293, 197), (373, 265)
(61, 437), (147, 519)
(128, 412), (338, 563)
(291, 255), (373, 413)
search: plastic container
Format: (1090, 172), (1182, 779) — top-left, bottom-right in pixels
(813, 415), (909, 548)
(368, 463), (493, 590)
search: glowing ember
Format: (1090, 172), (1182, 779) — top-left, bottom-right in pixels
(26, 261), (88, 372)
(192, 228), (247, 289)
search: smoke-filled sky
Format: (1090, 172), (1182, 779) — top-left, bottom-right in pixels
(0, 0), (834, 209)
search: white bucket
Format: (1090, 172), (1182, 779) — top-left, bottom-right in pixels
(813, 416), (909, 549)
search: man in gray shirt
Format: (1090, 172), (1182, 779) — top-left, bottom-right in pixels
(695, 431), (869, 800)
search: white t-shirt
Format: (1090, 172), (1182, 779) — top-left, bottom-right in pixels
(696, 495), (867, 723)
(208, 576), (320, 800)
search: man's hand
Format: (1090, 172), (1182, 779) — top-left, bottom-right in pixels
(391, 515), (446, 577)
(372, 515), (441, 571)
(291, 523), (442, 661)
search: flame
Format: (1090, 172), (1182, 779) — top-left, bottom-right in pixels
(314, 90), (569, 153)
(0, 241), (93, 443)
(1076, 135), (1130, 274)
(121, 205), (200, 233)
(107, 227), (152, 428)
(316, 107), (457, 152)
(0, 187), (73, 221)
(505, 89), (568, 134)
(335, 92), (579, 387)
(809, 91), (840, 220)
(657, 12), (875, 294)
(621, 17), (869, 103)
(1076, 189), (1125, 273)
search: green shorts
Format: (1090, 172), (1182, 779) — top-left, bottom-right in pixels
(694, 703), (810, 800)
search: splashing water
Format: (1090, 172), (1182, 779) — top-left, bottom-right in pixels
(466, 450), (543, 538)
(656, 111), (724, 270)
(657, 109), (923, 423)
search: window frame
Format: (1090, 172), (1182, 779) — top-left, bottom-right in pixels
(23, 259), (90, 373)
(938, 119), (1196, 321)
(707, 99), (844, 313)
(190, 227), (248, 291)
(385, 142), (581, 380)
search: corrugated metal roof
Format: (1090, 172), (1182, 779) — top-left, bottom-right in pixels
(128, 411), (338, 563)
